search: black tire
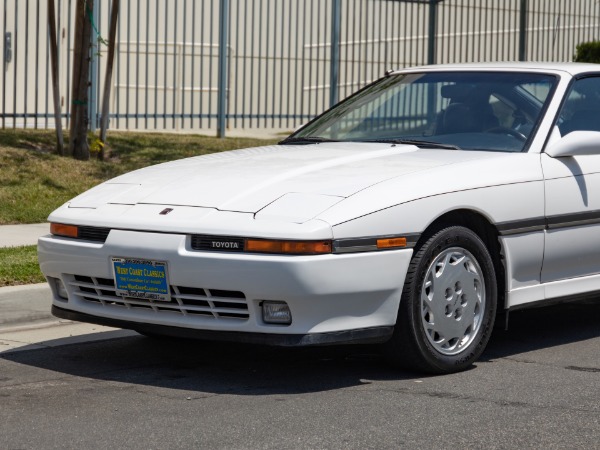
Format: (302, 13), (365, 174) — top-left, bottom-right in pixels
(384, 225), (497, 374)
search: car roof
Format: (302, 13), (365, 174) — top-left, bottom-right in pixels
(392, 62), (600, 77)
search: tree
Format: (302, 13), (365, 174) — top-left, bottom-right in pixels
(48, 0), (119, 161)
(69, 0), (94, 160)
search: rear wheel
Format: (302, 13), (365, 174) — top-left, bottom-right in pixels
(385, 225), (497, 374)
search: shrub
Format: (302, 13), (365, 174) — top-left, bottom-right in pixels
(574, 41), (600, 63)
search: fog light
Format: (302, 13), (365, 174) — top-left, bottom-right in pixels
(53, 278), (68, 300)
(262, 301), (292, 325)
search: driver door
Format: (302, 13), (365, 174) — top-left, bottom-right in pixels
(541, 75), (600, 286)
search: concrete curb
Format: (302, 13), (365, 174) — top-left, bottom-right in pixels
(0, 282), (48, 294)
(0, 283), (54, 329)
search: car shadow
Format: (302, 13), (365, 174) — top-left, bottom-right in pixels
(482, 298), (600, 360)
(0, 332), (407, 395)
(1, 299), (599, 394)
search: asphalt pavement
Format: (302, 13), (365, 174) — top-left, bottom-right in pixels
(1, 300), (600, 449)
(1, 224), (600, 448)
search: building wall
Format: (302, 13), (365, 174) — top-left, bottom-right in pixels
(1, 0), (598, 133)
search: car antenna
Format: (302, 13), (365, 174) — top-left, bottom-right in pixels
(384, 69), (396, 77)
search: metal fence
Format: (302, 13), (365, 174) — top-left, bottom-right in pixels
(1, 0), (599, 135)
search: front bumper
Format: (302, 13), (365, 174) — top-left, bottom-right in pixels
(52, 305), (395, 346)
(39, 229), (412, 341)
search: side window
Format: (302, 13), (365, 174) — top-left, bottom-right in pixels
(558, 77), (600, 135)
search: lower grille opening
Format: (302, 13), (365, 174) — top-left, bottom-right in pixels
(213, 301), (245, 310)
(209, 289), (245, 299)
(181, 298), (211, 308)
(177, 286), (205, 296)
(68, 274), (250, 320)
(218, 312), (248, 319)
(186, 310), (215, 317)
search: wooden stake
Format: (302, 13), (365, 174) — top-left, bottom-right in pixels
(47, 0), (64, 155)
(99, 0), (120, 160)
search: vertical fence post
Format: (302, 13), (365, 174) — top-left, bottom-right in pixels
(519, 0), (528, 61)
(427, 0), (438, 64)
(330, 0), (341, 107)
(89, 0), (100, 131)
(217, 0), (229, 138)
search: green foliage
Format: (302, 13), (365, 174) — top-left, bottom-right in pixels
(574, 41), (600, 63)
(0, 245), (45, 287)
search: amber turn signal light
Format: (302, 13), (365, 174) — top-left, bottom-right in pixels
(50, 223), (79, 238)
(376, 237), (407, 249)
(245, 239), (332, 255)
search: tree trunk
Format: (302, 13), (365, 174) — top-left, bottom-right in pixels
(69, 0), (94, 160)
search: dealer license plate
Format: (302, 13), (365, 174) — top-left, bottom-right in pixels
(111, 257), (170, 302)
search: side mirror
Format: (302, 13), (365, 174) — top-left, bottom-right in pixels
(546, 130), (600, 158)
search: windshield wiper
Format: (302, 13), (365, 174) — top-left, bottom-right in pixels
(279, 136), (460, 150)
(362, 138), (461, 150)
(279, 136), (340, 145)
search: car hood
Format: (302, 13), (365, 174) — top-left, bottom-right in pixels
(68, 142), (499, 214)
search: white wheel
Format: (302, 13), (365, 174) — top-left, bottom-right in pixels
(385, 225), (497, 374)
(420, 247), (486, 356)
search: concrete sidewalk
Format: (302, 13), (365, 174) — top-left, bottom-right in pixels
(0, 223), (50, 247)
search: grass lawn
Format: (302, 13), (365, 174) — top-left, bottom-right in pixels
(0, 245), (46, 287)
(0, 129), (278, 224)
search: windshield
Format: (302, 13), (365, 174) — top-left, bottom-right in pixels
(287, 71), (557, 152)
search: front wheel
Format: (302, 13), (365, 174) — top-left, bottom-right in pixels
(385, 226), (497, 374)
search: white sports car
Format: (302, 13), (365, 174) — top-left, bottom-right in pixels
(39, 63), (600, 373)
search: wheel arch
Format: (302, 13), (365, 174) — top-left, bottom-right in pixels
(417, 209), (507, 311)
